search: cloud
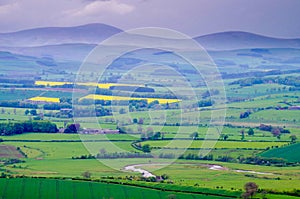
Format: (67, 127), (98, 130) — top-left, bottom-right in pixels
(70, 0), (135, 17)
(0, 0), (19, 14)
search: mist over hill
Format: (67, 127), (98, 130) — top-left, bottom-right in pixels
(0, 24), (300, 75)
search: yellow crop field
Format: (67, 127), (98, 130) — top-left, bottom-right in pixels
(35, 81), (142, 89)
(81, 94), (180, 104)
(28, 97), (60, 103)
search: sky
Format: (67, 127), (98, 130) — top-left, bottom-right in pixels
(0, 0), (299, 38)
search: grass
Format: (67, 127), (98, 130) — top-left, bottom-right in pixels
(142, 140), (288, 149)
(249, 109), (300, 123)
(260, 142), (300, 162)
(0, 89), (42, 101)
(0, 133), (137, 141)
(0, 177), (233, 199)
(154, 159), (300, 192)
(3, 141), (137, 160)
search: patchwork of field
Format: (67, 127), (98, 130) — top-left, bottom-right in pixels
(81, 94), (181, 104)
(0, 73), (298, 199)
(35, 80), (143, 89)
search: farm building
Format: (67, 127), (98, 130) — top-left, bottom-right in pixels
(80, 128), (120, 134)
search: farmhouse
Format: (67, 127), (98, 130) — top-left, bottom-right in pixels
(80, 128), (120, 134)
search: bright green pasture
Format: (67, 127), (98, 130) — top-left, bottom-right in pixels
(142, 140), (288, 149)
(3, 141), (137, 159)
(260, 142), (300, 162)
(153, 160), (300, 192)
(0, 133), (136, 141)
(0, 178), (223, 199)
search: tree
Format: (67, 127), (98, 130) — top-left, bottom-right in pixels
(133, 118), (138, 123)
(242, 182), (258, 199)
(82, 171), (91, 179)
(247, 128), (254, 136)
(223, 134), (229, 141)
(271, 128), (281, 137)
(153, 132), (161, 140)
(290, 135), (297, 143)
(190, 132), (199, 140)
(64, 123), (80, 134)
(142, 144), (151, 153)
(30, 109), (37, 116)
(25, 109), (29, 115)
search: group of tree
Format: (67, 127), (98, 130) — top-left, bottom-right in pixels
(240, 110), (252, 119)
(24, 109), (38, 116)
(64, 123), (80, 134)
(72, 106), (111, 117)
(140, 131), (162, 141)
(0, 120), (58, 136)
(190, 132), (199, 140)
(230, 75), (300, 88)
(259, 124), (290, 138)
(242, 182), (258, 199)
(198, 99), (213, 107)
(0, 101), (37, 109)
(73, 151), (153, 159)
(240, 128), (255, 140)
(43, 103), (72, 110)
(179, 153), (214, 161)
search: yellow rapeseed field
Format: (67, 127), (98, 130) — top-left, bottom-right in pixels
(35, 81), (142, 89)
(28, 97), (60, 103)
(81, 94), (180, 104)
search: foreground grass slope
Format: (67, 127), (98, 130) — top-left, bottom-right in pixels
(0, 178), (227, 199)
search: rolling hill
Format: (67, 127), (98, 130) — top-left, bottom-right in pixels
(0, 23), (122, 47)
(195, 31), (300, 50)
(260, 143), (300, 163)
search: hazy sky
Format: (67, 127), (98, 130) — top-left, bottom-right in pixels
(0, 0), (299, 38)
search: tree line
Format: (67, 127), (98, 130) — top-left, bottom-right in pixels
(0, 120), (58, 136)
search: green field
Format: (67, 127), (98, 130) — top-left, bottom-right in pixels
(0, 178), (229, 199)
(260, 143), (300, 162)
(142, 140), (288, 149)
(0, 73), (300, 199)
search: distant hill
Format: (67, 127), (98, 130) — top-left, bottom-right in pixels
(0, 43), (96, 62)
(0, 23), (122, 47)
(260, 143), (300, 163)
(195, 31), (300, 50)
(1, 24), (300, 73)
